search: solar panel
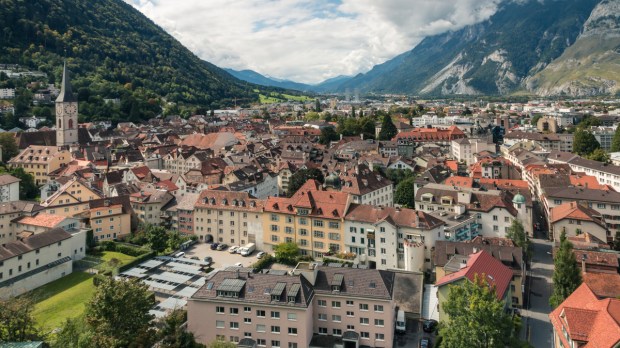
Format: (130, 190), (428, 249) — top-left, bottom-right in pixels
(217, 278), (246, 293)
(270, 282), (287, 297)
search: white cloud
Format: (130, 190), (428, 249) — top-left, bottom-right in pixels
(124, 0), (505, 84)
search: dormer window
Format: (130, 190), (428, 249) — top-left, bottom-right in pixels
(331, 273), (344, 293)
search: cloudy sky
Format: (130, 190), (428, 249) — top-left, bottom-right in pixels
(125, 0), (504, 84)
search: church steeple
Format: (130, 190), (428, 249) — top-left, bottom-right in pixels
(56, 61), (77, 103)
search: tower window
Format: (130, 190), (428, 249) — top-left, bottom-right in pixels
(58, 119), (62, 128)
(68, 119), (74, 129)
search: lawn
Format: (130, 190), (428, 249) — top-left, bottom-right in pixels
(31, 272), (96, 332)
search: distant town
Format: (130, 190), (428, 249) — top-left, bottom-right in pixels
(0, 63), (619, 348)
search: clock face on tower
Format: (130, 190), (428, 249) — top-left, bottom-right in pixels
(66, 104), (77, 114)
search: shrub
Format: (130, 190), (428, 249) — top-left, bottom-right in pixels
(252, 255), (275, 272)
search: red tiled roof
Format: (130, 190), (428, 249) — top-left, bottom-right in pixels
(392, 125), (465, 142)
(16, 213), (67, 228)
(583, 272), (620, 299)
(344, 204), (444, 230)
(550, 283), (620, 348)
(265, 179), (349, 220)
(550, 201), (605, 227)
(436, 250), (513, 300)
(443, 177), (474, 188)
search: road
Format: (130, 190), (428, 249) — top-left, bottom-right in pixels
(522, 229), (554, 347)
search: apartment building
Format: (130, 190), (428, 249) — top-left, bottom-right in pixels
(164, 192), (200, 235)
(193, 190), (264, 247)
(0, 201), (44, 245)
(504, 131), (573, 152)
(0, 227), (87, 298)
(130, 187), (174, 226)
(549, 201), (608, 243)
(434, 239), (525, 308)
(8, 145), (72, 185)
(336, 164), (393, 207)
(188, 265), (396, 348)
(40, 176), (102, 207)
(263, 180), (350, 258)
(543, 187), (620, 242)
(344, 204), (444, 272)
(548, 151), (620, 192)
(0, 174), (20, 202)
(451, 137), (495, 166)
(415, 183), (533, 238)
(12, 213), (80, 234)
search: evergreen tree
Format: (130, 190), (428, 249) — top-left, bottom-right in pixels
(318, 127), (339, 145)
(351, 106), (355, 118)
(287, 169), (324, 197)
(378, 115), (398, 140)
(611, 126), (620, 152)
(0, 133), (18, 163)
(549, 231), (582, 308)
(506, 219), (530, 256)
(314, 99), (321, 112)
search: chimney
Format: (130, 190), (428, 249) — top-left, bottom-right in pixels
(581, 254), (587, 274)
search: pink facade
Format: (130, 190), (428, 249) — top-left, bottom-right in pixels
(178, 208), (194, 235)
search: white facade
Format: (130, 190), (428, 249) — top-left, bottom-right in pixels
(0, 88), (15, 99)
(451, 138), (495, 166)
(0, 179), (19, 202)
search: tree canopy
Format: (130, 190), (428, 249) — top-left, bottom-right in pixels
(0, 296), (41, 343)
(318, 127), (339, 145)
(0, 133), (18, 163)
(439, 274), (519, 348)
(394, 176), (415, 207)
(287, 168), (324, 197)
(612, 125), (620, 152)
(506, 219), (530, 256)
(274, 242), (300, 265)
(550, 231), (582, 308)
(572, 128), (600, 156)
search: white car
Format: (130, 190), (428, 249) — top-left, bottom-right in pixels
(228, 246), (239, 254)
(256, 251), (266, 259)
(234, 262), (243, 267)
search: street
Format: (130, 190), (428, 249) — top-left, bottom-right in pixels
(522, 235), (554, 348)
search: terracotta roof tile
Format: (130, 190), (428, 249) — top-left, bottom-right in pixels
(16, 213), (67, 228)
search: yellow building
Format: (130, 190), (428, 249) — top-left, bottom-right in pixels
(263, 179), (350, 258)
(41, 176), (102, 207)
(8, 145), (72, 185)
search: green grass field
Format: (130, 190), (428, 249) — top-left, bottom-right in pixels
(258, 92), (313, 104)
(32, 272), (96, 332)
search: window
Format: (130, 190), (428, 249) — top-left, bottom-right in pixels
(299, 217), (307, 225)
(216, 306), (225, 314)
(361, 332), (369, 339)
(598, 203), (606, 209)
(256, 324), (266, 332)
(328, 233), (340, 240)
(347, 324), (355, 330)
(288, 343), (298, 348)
(257, 339), (266, 346)
(271, 311), (280, 319)
(216, 321), (225, 328)
(318, 313), (327, 321)
(244, 306), (251, 312)
(359, 304), (369, 311)
(332, 315), (341, 322)
(271, 341), (280, 348)
(257, 310), (266, 317)
(504, 216), (510, 223)
(271, 235), (279, 242)
(288, 327), (297, 335)
(328, 221), (339, 229)
(374, 319), (384, 326)
(271, 326), (280, 333)
(346, 311), (354, 317)
(374, 305), (384, 312)
(554, 199), (562, 205)
(313, 220), (324, 227)
(271, 225), (279, 232)
(493, 225), (499, 231)
(230, 322), (239, 329)
(332, 301), (341, 308)
(375, 333), (385, 340)
(244, 318), (251, 324)
(346, 300), (354, 306)
(314, 241), (324, 249)
(287, 313), (297, 320)
(244, 332), (252, 338)
(271, 214), (279, 221)
(313, 231), (324, 238)
(318, 300), (326, 307)
(360, 318), (369, 325)
(230, 307), (239, 315)
(493, 215), (498, 221)
(333, 329), (342, 336)
(299, 228), (308, 236)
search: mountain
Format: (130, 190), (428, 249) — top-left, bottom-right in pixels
(526, 0), (620, 96)
(0, 0), (261, 122)
(225, 68), (312, 91)
(338, 0), (608, 96)
(312, 75), (353, 92)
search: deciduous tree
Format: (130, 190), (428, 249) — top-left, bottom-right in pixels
(550, 231), (582, 308)
(573, 128), (600, 156)
(394, 176), (415, 207)
(0, 296), (40, 343)
(439, 274), (517, 348)
(274, 242), (300, 265)
(0, 133), (18, 163)
(506, 219), (530, 256)
(146, 225), (169, 253)
(158, 309), (205, 348)
(612, 126), (620, 152)
(287, 169), (324, 197)
(318, 127), (339, 145)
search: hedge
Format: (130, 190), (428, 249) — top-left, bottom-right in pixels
(252, 255), (275, 272)
(94, 241), (151, 257)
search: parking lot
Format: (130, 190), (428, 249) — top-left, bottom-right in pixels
(182, 242), (260, 269)
(394, 319), (436, 348)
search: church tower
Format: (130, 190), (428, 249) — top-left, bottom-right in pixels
(56, 62), (78, 147)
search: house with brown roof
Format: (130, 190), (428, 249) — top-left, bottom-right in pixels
(344, 204), (444, 272)
(0, 201), (44, 245)
(129, 186), (174, 226)
(550, 201), (609, 243)
(549, 283), (620, 348)
(435, 250), (514, 320)
(8, 145), (72, 185)
(332, 164), (393, 207)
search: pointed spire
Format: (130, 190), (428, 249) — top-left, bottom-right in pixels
(56, 61), (77, 103)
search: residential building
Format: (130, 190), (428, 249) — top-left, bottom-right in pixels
(548, 151), (620, 192)
(344, 204), (444, 272)
(188, 265), (396, 348)
(8, 146), (72, 185)
(331, 164), (393, 206)
(130, 187), (174, 226)
(164, 192), (200, 235)
(12, 212), (80, 234)
(0, 227), (87, 298)
(0, 88), (15, 99)
(434, 239), (525, 308)
(451, 137), (495, 166)
(503, 131), (573, 152)
(393, 126), (466, 157)
(549, 283), (620, 348)
(0, 174), (20, 202)
(263, 180), (350, 258)
(549, 201), (608, 243)
(194, 190), (264, 247)
(40, 176), (102, 207)
(435, 250), (513, 320)
(0, 201), (44, 245)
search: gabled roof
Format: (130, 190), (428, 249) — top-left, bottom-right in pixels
(0, 227), (72, 262)
(550, 201), (606, 228)
(344, 204), (443, 230)
(435, 250), (513, 300)
(264, 179), (349, 219)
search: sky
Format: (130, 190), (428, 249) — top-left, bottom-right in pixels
(125, 0), (505, 84)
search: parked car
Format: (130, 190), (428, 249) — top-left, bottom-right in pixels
(217, 243), (228, 251)
(190, 256), (199, 260)
(256, 251), (266, 259)
(234, 262), (243, 267)
(203, 256), (213, 263)
(210, 243), (219, 250)
(422, 319), (438, 333)
(228, 246), (239, 253)
(173, 252), (185, 258)
(419, 338), (431, 348)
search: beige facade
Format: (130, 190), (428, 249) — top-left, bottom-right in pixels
(0, 201), (44, 245)
(91, 204), (131, 241)
(550, 219), (608, 243)
(193, 190), (264, 247)
(8, 146), (72, 185)
(130, 188), (174, 226)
